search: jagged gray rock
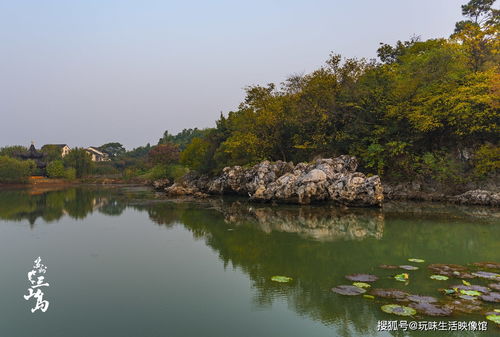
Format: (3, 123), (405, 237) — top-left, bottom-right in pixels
(451, 189), (500, 206)
(165, 155), (383, 207)
(151, 178), (170, 190)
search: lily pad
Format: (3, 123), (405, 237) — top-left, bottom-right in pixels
(353, 282), (371, 289)
(430, 275), (449, 281)
(450, 284), (490, 293)
(473, 262), (500, 270)
(370, 288), (409, 300)
(407, 294), (438, 303)
(363, 294), (375, 300)
(428, 264), (475, 279)
(408, 258), (425, 263)
(399, 265), (419, 271)
(486, 314), (500, 325)
(271, 276), (292, 283)
(345, 273), (378, 282)
(379, 264), (399, 269)
(394, 273), (409, 282)
(409, 302), (452, 317)
(480, 292), (500, 303)
(381, 304), (416, 316)
(441, 288), (455, 295)
(458, 294), (478, 301)
(462, 280), (471, 286)
(459, 289), (481, 296)
(444, 299), (482, 314)
(488, 283), (500, 291)
(472, 271), (500, 280)
(331, 285), (366, 296)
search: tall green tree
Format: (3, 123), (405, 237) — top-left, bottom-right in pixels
(64, 148), (94, 178)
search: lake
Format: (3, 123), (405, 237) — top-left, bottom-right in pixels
(0, 186), (499, 336)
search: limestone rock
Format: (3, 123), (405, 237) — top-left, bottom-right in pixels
(164, 155), (383, 207)
(451, 189), (500, 206)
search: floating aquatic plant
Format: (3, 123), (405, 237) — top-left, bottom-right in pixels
(451, 284), (490, 293)
(353, 282), (371, 289)
(408, 258), (425, 263)
(458, 294), (478, 301)
(480, 292), (500, 303)
(394, 273), (409, 282)
(271, 276), (292, 283)
(488, 283), (500, 291)
(408, 302), (452, 317)
(379, 264), (399, 269)
(407, 295), (438, 303)
(472, 262), (500, 270)
(443, 299), (482, 314)
(363, 294), (375, 300)
(399, 265), (418, 271)
(472, 271), (500, 280)
(486, 314), (500, 325)
(345, 273), (378, 282)
(459, 289), (481, 297)
(370, 288), (409, 300)
(331, 285), (366, 296)
(381, 304), (416, 316)
(428, 264), (474, 279)
(430, 275), (449, 281)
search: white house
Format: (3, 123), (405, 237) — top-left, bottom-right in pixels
(42, 144), (71, 158)
(85, 147), (110, 162)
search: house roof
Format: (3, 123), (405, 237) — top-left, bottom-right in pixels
(86, 147), (106, 156)
(20, 144), (44, 159)
(43, 144), (68, 148)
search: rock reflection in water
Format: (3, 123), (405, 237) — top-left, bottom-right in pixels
(210, 200), (384, 241)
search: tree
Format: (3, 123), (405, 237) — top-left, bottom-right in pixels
(158, 128), (209, 150)
(0, 156), (35, 183)
(0, 145), (27, 158)
(98, 142), (126, 158)
(64, 148), (93, 178)
(46, 160), (66, 178)
(41, 145), (63, 162)
(453, 0), (499, 71)
(148, 143), (180, 166)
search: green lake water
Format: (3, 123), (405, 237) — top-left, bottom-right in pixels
(0, 186), (499, 336)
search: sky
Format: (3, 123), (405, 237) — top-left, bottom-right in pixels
(0, 0), (466, 149)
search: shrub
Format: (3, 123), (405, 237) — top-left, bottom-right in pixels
(46, 160), (66, 178)
(473, 144), (500, 178)
(64, 148), (94, 178)
(92, 162), (120, 176)
(64, 168), (77, 180)
(417, 152), (465, 183)
(165, 164), (189, 181)
(0, 156), (35, 183)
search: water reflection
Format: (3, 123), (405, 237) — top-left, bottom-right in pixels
(1, 187), (499, 337)
(210, 200), (384, 241)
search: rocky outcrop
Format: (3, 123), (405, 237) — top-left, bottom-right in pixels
(451, 189), (500, 206)
(384, 181), (500, 206)
(151, 178), (171, 190)
(165, 156), (383, 207)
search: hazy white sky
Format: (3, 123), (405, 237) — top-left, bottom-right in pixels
(0, 0), (465, 149)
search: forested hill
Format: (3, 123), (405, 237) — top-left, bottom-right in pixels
(178, 0), (499, 185)
(0, 0), (497, 189)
